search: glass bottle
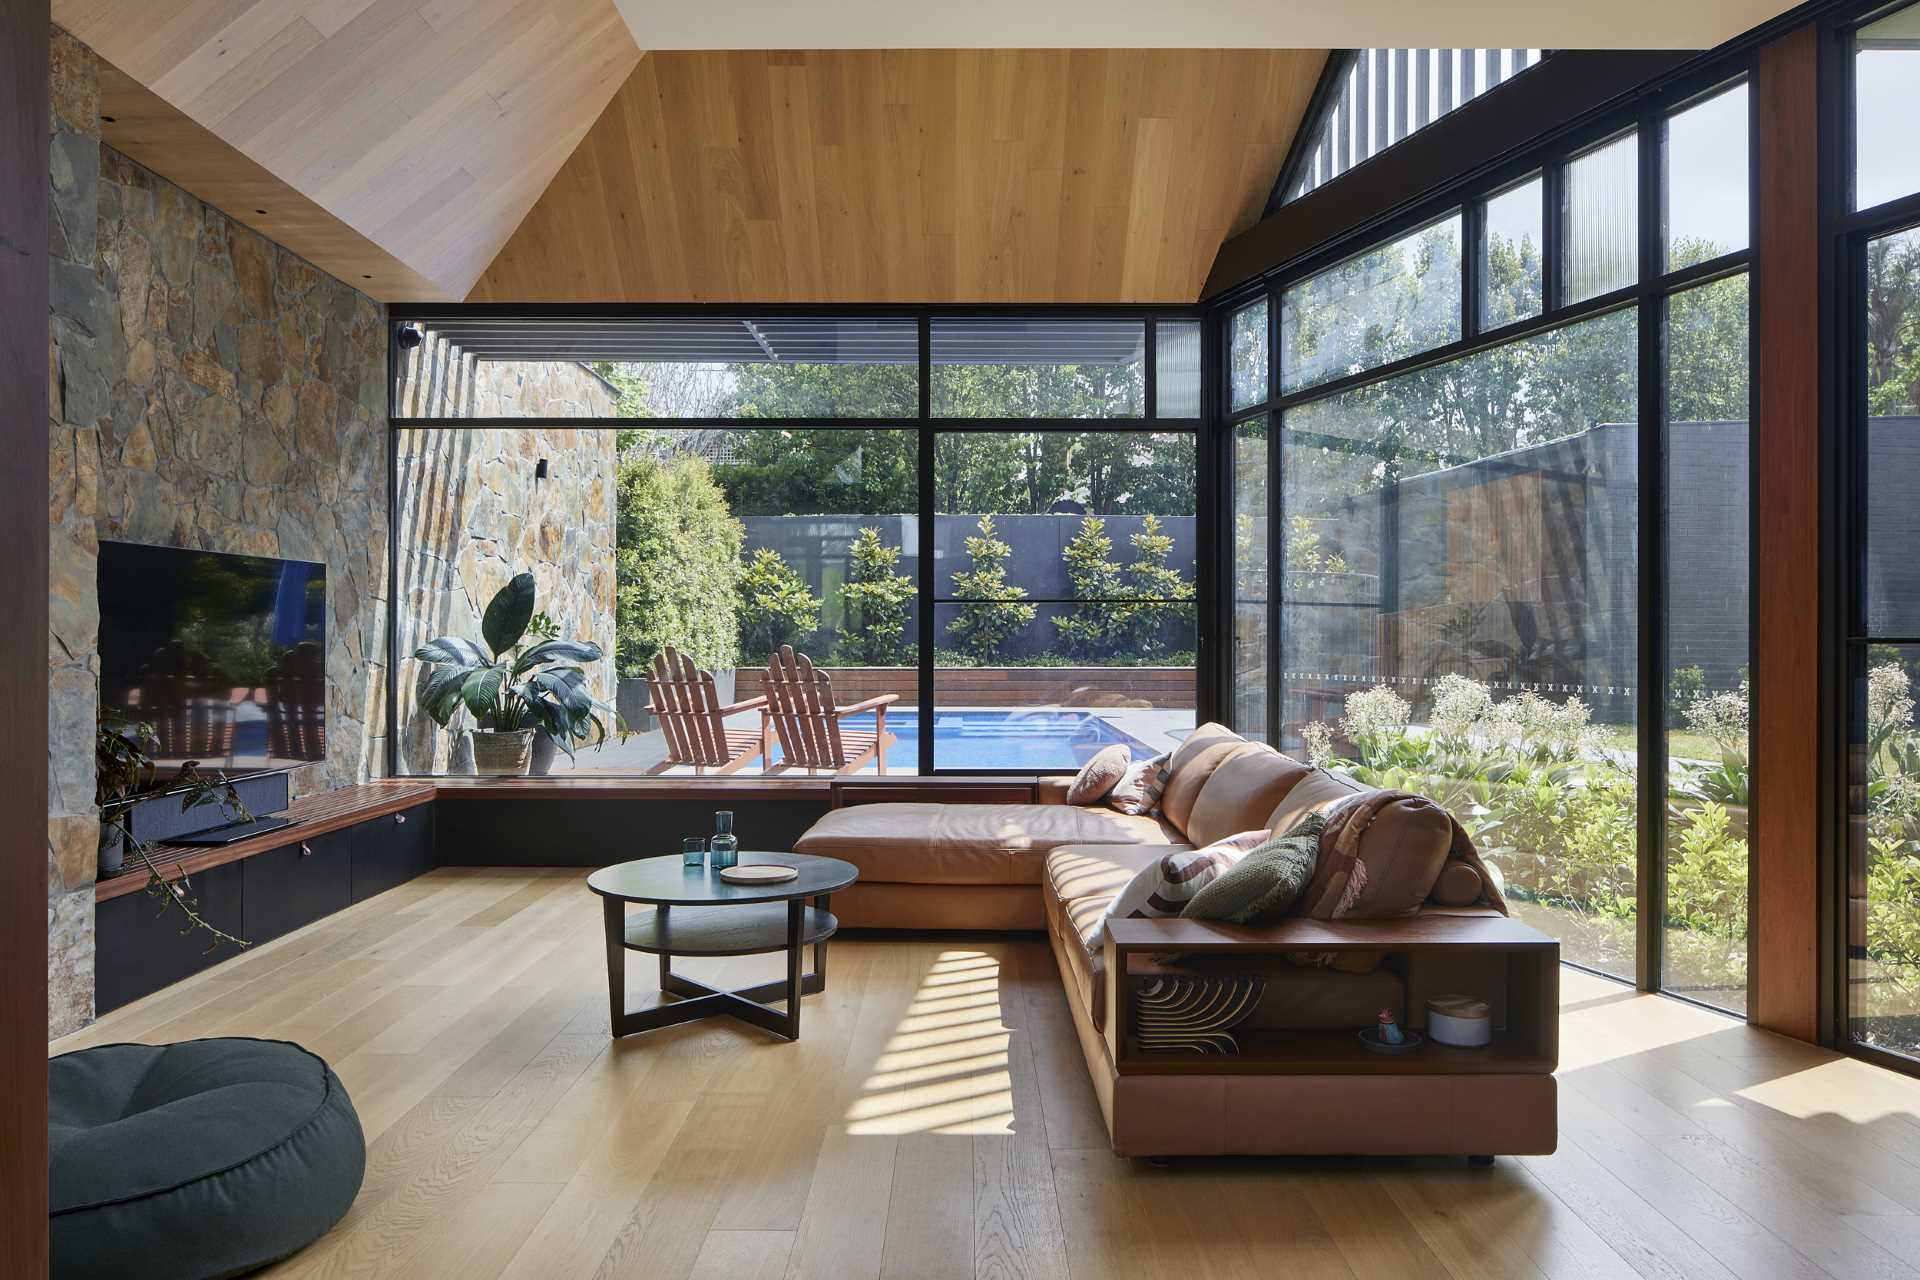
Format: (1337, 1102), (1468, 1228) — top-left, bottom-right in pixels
(709, 811), (738, 870)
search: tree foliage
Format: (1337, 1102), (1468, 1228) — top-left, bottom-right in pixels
(835, 527), (915, 665)
(736, 547), (821, 665)
(946, 515), (1036, 662)
(614, 454), (742, 676)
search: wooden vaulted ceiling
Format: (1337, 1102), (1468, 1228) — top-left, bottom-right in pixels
(55, 2), (1326, 303)
(52, 0), (642, 301)
(470, 49), (1328, 304)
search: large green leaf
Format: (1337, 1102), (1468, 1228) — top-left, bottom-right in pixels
(482, 573), (537, 658)
(414, 636), (487, 667)
(513, 638), (603, 674)
(417, 663), (471, 726)
(459, 664), (508, 721)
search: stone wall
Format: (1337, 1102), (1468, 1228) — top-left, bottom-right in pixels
(391, 333), (620, 774)
(47, 30), (388, 1036)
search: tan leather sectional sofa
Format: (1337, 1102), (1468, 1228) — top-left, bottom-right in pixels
(795, 723), (1559, 1159)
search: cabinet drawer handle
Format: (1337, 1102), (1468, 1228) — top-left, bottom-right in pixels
(300, 842), (313, 857)
(395, 813), (406, 824)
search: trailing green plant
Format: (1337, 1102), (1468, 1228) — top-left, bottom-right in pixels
(615, 452), (742, 675)
(737, 547), (821, 664)
(413, 572), (613, 761)
(836, 527), (915, 665)
(96, 716), (252, 953)
(946, 515), (1036, 662)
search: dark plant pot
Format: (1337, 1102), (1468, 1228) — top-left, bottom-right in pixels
(529, 731), (560, 776)
(98, 819), (125, 878)
(471, 729), (534, 776)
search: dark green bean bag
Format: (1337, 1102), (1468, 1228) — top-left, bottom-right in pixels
(49, 1038), (365, 1279)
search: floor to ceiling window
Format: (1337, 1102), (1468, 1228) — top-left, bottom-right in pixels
(389, 311), (1199, 778)
(1847, 0), (1920, 1064)
(1227, 69), (1754, 999)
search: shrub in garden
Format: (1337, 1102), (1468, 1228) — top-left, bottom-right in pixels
(737, 547), (821, 665)
(835, 527), (915, 666)
(1121, 514), (1195, 657)
(947, 515), (1036, 662)
(615, 453), (741, 676)
(1862, 662), (1920, 1032)
(1054, 516), (1129, 660)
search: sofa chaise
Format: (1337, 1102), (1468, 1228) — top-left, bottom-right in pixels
(794, 723), (1559, 1158)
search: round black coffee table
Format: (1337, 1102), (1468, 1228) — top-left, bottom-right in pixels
(587, 852), (857, 1041)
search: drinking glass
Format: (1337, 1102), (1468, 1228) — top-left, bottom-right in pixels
(682, 836), (706, 868)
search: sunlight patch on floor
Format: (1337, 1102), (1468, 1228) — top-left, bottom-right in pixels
(846, 949), (1018, 1137)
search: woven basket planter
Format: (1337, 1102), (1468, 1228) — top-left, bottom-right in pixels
(470, 728), (535, 775)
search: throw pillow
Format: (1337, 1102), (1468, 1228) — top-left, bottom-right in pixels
(1066, 745), (1131, 805)
(1180, 813), (1326, 925)
(1104, 831), (1269, 920)
(1107, 752), (1172, 816)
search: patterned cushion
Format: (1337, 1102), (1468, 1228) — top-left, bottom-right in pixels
(1103, 830), (1268, 921)
(1066, 745), (1131, 805)
(1181, 813), (1325, 925)
(1107, 752), (1172, 816)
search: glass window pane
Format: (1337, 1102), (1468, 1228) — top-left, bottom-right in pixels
(930, 319), (1144, 418)
(393, 425), (921, 775)
(1857, 3), (1920, 212)
(1851, 645), (1920, 1060)
(1563, 133), (1639, 304)
(1229, 301), (1269, 411)
(932, 431), (1196, 770)
(1281, 308), (1639, 979)
(1281, 215), (1462, 396)
(1156, 319), (1202, 418)
(1232, 416), (1270, 739)
(1664, 272), (1750, 1014)
(1865, 227), (1920, 637)
(1482, 174), (1544, 329)
(1665, 83), (1749, 270)
(392, 317), (919, 419)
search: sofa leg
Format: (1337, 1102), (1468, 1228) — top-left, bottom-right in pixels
(1468, 1154), (1495, 1167)
(1142, 1156), (1176, 1170)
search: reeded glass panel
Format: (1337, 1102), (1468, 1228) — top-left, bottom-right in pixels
(1864, 227), (1920, 638)
(1665, 83), (1750, 270)
(1852, 645), (1920, 1061)
(391, 317), (919, 419)
(931, 431), (1196, 770)
(1232, 416), (1271, 739)
(1280, 215), (1462, 395)
(930, 319), (1144, 418)
(1155, 319), (1202, 418)
(1281, 309), (1639, 978)
(1229, 300), (1269, 411)
(1857, 3), (1920, 212)
(392, 426), (920, 775)
(1482, 174), (1544, 329)
(1663, 272), (1751, 1014)
(1563, 133), (1639, 304)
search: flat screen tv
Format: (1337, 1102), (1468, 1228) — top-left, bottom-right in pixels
(97, 541), (327, 780)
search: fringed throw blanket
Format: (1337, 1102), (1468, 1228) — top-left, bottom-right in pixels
(1298, 788), (1508, 920)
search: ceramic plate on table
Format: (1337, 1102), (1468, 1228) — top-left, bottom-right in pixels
(718, 864), (800, 884)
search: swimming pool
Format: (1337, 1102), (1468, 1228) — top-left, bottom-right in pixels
(772, 708), (1153, 771)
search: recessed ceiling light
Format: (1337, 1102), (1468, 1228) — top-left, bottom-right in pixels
(100, 115), (116, 123)
(362, 274), (372, 280)
(255, 208), (267, 215)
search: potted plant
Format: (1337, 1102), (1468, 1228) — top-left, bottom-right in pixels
(95, 711), (159, 876)
(413, 573), (610, 776)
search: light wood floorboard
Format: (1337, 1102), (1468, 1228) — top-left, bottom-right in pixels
(52, 868), (1920, 1280)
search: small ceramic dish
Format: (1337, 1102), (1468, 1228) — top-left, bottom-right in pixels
(1356, 1027), (1425, 1054)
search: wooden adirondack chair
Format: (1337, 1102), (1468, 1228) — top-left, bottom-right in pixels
(761, 646), (898, 774)
(643, 646), (770, 775)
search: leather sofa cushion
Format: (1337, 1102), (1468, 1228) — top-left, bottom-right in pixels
(1168, 721), (1246, 776)
(794, 802), (1180, 886)
(1045, 842), (1187, 905)
(1159, 741), (1262, 835)
(1186, 748), (1313, 848)
(1263, 765), (1367, 832)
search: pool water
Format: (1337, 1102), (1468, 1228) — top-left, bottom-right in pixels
(769, 708), (1151, 771)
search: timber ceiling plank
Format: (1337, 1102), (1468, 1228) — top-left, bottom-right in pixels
(470, 48), (1328, 304)
(53, 0), (642, 301)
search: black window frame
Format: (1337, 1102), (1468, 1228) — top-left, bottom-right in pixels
(385, 302), (1213, 781)
(1212, 53), (1760, 1006)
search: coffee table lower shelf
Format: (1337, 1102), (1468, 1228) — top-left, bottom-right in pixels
(602, 897), (835, 1042)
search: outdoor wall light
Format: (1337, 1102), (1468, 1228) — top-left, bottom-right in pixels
(395, 326), (423, 351)
(535, 458), (550, 481)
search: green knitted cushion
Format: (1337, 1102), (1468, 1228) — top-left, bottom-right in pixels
(1180, 812), (1325, 925)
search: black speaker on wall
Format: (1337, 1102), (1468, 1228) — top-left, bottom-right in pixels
(121, 771), (292, 844)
